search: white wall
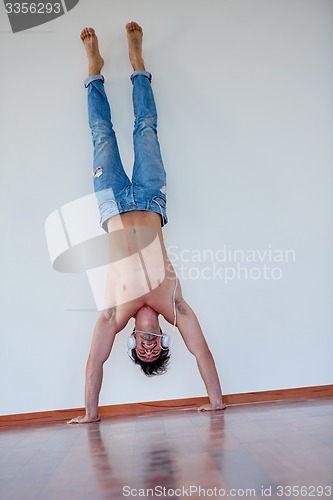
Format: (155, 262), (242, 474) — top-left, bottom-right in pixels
(1, 0), (332, 415)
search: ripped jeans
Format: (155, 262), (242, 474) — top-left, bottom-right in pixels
(84, 71), (168, 233)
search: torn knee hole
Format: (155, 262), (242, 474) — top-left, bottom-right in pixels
(93, 166), (103, 178)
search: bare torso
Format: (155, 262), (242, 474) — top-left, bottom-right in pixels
(105, 211), (180, 331)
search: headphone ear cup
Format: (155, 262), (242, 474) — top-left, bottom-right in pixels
(161, 334), (170, 348)
(127, 335), (136, 349)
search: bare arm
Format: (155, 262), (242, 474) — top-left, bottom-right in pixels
(68, 309), (119, 424)
(175, 298), (226, 411)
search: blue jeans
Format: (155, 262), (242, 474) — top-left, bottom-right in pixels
(84, 71), (168, 233)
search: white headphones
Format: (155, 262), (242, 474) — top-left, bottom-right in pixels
(127, 330), (171, 350)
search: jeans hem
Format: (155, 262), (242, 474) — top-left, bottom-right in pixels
(84, 74), (105, 88)
(130, 70), (152, 83)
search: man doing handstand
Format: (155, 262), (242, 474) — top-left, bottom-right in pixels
(68, 22), (226, 423)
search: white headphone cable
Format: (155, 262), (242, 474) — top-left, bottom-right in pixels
(166, 276), (178, 350)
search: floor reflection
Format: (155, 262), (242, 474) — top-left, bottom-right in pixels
(2, 399), (331, 499)
(85, 410), (228, 496)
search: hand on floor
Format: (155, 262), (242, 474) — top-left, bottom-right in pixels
(198, 403), (227, 412)
(67, 415), (101, 424)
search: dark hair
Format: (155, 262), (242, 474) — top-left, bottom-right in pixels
(131, 348), (171, 377)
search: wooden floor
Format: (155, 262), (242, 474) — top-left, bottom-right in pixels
(1, 397), (332, 500)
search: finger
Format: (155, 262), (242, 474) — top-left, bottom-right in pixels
(67, 416), (81, 424)
(198, 406), (208, 412)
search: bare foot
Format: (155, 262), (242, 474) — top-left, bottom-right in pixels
(80, 27), (104, 76)
(126, 21), (145, 71)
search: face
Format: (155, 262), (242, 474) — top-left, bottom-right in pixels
(134, 306), (161, 362)
(134, 330), (162, 362)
